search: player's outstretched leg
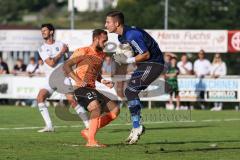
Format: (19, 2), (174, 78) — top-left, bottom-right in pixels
(85, 100), (106, 148)
(81, 100), (120, 144)
(98, 100), (120, 129)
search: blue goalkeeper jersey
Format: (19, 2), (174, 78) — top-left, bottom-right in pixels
(118, 25), (164, 64)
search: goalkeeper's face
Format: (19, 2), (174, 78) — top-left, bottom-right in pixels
(105, 16), (118, 33)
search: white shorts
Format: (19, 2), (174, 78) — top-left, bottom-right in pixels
(63, 77), (76, 86)
(41, 76), (54, 94)
(41, 76), (76, 94)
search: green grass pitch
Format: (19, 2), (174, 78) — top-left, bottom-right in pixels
(0, 105), (239, 160)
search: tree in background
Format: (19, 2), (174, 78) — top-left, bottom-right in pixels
(116, 0), (240, 29)
(0, 0), (57, 23)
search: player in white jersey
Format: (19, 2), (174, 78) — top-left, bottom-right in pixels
(37, 23), (89, 132)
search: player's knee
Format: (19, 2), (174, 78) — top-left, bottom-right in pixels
(67, 97), (77, 108)
(125, 87), (139, 100)
(87, 100), (101, 112)
(124, 87), (132, 98)
(109, 109), (119, 120)
(105, 101), (120, 119)
(37, 90), (48, 103)
(112, 107), (120, 119)
(70, 101), (78, 108)
(129, 105), (141, 116)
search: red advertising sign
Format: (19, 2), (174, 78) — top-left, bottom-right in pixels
(228, 30), (240, 53)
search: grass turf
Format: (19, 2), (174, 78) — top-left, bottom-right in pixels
(0, 105), (239, 160)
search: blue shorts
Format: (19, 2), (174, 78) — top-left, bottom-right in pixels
(126, 62), (164, 96)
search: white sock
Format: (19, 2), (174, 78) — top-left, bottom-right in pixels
(38, 103), (53, 128)
(218, 102), (223, 108)
(74, 104), (89, 128)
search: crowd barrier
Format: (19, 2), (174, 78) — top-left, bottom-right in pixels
(0, 75), (239, 103)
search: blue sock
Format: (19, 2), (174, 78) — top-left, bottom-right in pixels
(128, 99), (142, 128)
(132, 115), (140, 128)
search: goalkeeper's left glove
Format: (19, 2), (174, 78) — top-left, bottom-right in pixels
(113, 54), (135, 65)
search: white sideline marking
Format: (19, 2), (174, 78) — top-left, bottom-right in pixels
(0, 118), (240, 131)
(223, 118), (240, 121)
(202, 119), (222, 122)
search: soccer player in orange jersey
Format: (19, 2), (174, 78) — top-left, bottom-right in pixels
(63, 29), (120, 147)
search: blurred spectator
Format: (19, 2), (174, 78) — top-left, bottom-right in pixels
(21, 57), (37, 106)
(177, 54), (193, 75)
(165, 57), (181, 110)
(102, 55), (113, 76)
(26, 57), (37, 75)
(12, 58), (27, 75)
(210, 53), (227, 111)
(0, 56), (9, 104)
(12, 59), (27, 106)
(164, 52), (176, 72)
(210, 53), (227, 78)
(194, 50), (211, 109)
(194, 50), (211, 77)
(0, 56), (9, 74)
(177, 54), (193, 110)
(35, 59), (46, 75)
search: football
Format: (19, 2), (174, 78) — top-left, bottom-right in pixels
(115, 43), (134, 58)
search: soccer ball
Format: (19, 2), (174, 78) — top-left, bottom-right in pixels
(115, 43), (134, 58)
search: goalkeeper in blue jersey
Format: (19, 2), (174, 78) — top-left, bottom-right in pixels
(105, 11), (165, 144)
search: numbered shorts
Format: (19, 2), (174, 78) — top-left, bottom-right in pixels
(74, 87), (111, 111)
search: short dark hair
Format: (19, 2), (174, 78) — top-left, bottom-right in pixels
(199, 49), (205, 54)
(30, 57), (35, 62)
(92, 29), (107, 39)
(41, 23), (55, 34)
(106, 10), (124, 25)
(17, 58), (23, 62)
(182, 53), (187, 57)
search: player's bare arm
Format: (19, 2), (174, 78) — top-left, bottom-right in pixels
(45, 44), (69, 67)
(63, 54), (85, 86)
(97, 73), (114, 89)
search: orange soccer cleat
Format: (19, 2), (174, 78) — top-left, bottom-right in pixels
(85, 141), (107, 148)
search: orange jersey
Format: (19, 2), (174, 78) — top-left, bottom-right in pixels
(70, 46), (106, 88)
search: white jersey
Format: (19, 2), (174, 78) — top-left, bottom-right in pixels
(194, 59), (211, 77)
(26, 63), (37, 73)
(177, 61), (192, 75)
(38, 41), (65, 76)
(210, 62), (227, 76)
